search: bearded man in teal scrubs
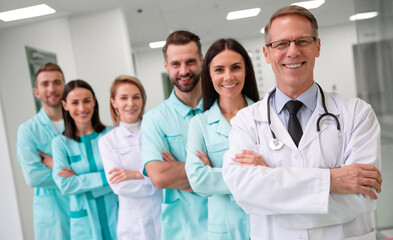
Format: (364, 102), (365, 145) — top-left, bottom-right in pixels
(141, 30), (208, 240)
(17, 63), (70, 240)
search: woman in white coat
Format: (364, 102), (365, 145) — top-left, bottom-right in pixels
(98, 75), (162, 240)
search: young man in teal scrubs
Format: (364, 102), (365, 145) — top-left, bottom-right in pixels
(141, 30), (208, 240)
(17, 63), (70, 240)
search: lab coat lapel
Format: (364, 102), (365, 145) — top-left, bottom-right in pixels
(216, 118), (230, 138)
(207, 101), (230, 138)
(215, 96), (254, 137)
(118, 122), (141, 145)
(299, 108), (320, 150)
(118, 123), (133, 138)
(270, 109), (298, 150)
(37, 108), (62, 137)
(298, 89), (340, 150)
(256, 89), (297, 150)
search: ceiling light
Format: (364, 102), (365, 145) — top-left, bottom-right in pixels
(291, 0), (325, 9)
(149, 41), (166, 49)
(226, 8), (261, 20)
(260, 27), (265, 34)
(349, 11), (378, 21)
(0, 4), (56, 22)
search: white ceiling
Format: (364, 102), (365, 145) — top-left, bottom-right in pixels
(0, 0), (360, 52)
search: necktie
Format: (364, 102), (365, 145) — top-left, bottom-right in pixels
(285, 100), (303, 147)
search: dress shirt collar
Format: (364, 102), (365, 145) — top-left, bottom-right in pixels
(274, 82), (318, 114)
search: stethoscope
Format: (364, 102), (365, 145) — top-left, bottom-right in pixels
(267, 83), (341, 168)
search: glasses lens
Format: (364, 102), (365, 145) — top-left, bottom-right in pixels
(296, 37), (315, 47)
(270, 37), (316, 50)
(272, 41), (289, 49)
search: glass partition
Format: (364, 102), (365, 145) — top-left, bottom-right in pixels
(353, 0), (393, 238)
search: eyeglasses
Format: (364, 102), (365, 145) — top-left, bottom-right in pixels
(266, 37), (317, 50)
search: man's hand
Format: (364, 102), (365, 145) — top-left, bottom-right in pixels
(146, 151), (190, 189)
(233, 150), (269, 167)
(162, 151), (176, 162)
(39, 151), (53, 170)
(330, 163), (382, 199)
(180, 186), (194, 192)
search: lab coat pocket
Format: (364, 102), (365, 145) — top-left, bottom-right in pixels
(33, 192), (56, 228)
(69, 155), (82, 164)
(208, 223), (228, 240)
(206, 142), (228, 167)
(70, 209), (92, 239)
(344, 228), (376, 240)
(165, 134), (185, 162)
(161, 199), (184, 238)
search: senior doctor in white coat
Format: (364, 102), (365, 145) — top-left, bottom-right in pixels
(222, 5), (382, 240)
(99, 75), (162, 240)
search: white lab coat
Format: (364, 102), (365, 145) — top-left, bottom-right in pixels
(222, 87), (380, 240)
(99, 123), (162, 240)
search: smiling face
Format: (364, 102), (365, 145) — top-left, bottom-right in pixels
(33, 71), (65, 108)
(111, 83), (143, 124)
(164, 42), (203, 93)
(209, 49), (246, 100)
(62, 87), (95, 128)
(263, 14), (320, 98)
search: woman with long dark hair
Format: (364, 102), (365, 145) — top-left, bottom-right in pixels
(185, 38), (259, 239)
(52, 80), (118, 240)
(98, 75), (162, 240)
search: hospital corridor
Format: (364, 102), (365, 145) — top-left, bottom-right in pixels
(0, 0), (392, 239)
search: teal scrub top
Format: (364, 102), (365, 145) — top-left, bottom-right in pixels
(185, 98), (254, 240)
(141, 91), (208, 240)
(16, 108), (70, 240)
(52, 128), (118, 240)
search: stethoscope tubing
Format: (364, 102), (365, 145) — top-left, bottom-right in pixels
(267, 82), (341, 168)
(315, 83), (341, 132)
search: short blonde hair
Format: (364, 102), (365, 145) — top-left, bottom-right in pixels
(109, 75), (147, 126)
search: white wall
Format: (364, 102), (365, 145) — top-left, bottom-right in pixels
(0, 99), (23, 240)
(133, 49), (166, 111)
(0, 17), (78, 240)
(69, 9), (135, 125)
(134, 22), (359, 110)
(315, 22), (358, 97)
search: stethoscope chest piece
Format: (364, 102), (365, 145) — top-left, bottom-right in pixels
(269, 138), (284, 150)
